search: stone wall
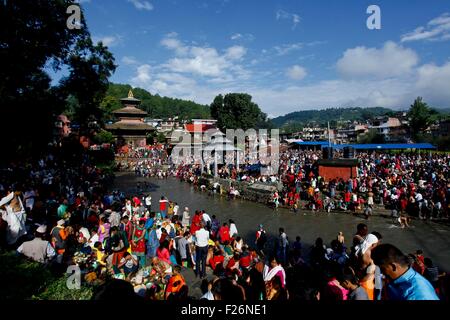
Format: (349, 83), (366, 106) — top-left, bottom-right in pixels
(207, 177), (283, 205)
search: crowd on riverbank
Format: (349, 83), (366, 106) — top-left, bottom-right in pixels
(168, 149), (450, 224)
(2, 180), (447, 300)
(2, 144), (448, 300)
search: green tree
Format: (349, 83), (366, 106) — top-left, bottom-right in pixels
(99, 95), (121, 122)
(93, 129), (114, 144)
(101, 83), (210, 120)
(0, 0), (116, 159)
(357, 129), (386, 144)
(60, 39), (116, 130)
(408, 97), (431, 138)
(0, 0), (84, 158)
(156, 132), (167, 143)
(210, 93), (268, 131)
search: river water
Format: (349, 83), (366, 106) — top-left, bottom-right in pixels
(113, 172), (450, 271)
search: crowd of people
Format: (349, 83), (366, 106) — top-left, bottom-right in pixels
(0, 144), (448, 301)
(169, 148), (450, 225)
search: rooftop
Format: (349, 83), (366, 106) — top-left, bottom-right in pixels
(113, 106), (147, 116)
(120, 89), (141, 104)
(106, 120), (153, 131)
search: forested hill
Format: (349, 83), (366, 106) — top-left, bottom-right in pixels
(100, 83), (210, 121)
(271, 107), (395, 127)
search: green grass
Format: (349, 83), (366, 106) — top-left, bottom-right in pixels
(0, 251), (93, 300)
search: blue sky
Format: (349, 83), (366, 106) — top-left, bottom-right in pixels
(77, 0), (450, 117)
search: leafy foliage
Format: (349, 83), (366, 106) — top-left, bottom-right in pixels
(93, 129), (114, 144)
(102, 83), (210, 121)
(271, 107), (393, 128)
(0, 0), (116, 160)
(210, 93), (270, 131)
(357, 129), (386, 144)
(408, 97), (432, 138)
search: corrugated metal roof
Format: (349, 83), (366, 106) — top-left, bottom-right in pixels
(292, 141), (437, 150)
(333, 143), (437, 150)
(291, 141), (329, 146)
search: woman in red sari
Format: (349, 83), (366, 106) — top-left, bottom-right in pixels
(190, 210), (203, 235)
(131, 219), (147, 268)
(218, 223), (231, 244)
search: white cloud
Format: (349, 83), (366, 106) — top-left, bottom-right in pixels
(160, 36), (188, 55)
(230, 33), (255, 41)
(231, 33), (242, 40)
(125, 35), (450, 116)
(286, 65), (307, 80)
(416, 62), (450, 106)
(336, 41), (419, 79)
(276, 9), (301, 30)
(274, 43), (303, 55)
(131, 64), (151, 86)
(401, 13), (450, 42)
(160, 34), (248, 78)
(248, 78), (414, 116)
(92, 35), (122, 47)
(272, 41), (325, 56)
(122, 56), (138, 65)
(128, 0), (153, 11)
(224, 46), (247, 60)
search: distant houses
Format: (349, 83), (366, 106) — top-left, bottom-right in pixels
(283, 114), (413, 144)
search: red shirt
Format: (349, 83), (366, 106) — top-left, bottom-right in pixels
(157, 247), (171, 264)
(190, 214), (203, 234)
(159, 199), (168, 211)
(344, 192), (351, 202)
(210, 255), (224, 271)
(239, 254), (251, 268)
(219, 226), (231, 243)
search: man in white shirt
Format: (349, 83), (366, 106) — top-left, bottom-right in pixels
(194, 223), (210, 279)
(173, 202), (180, 216)
(145, 194), (152, 210)
(201, 210), (212, 230)
(17, 225), (55, 263)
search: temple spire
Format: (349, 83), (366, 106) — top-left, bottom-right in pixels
(128, 89), (134, 99)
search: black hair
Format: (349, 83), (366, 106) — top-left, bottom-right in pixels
(357, 223), (368, 232)
(269, 255), (278, 264)
(160, 240), (170, 249)
(424, 258), (433, 267)
(340, 272), (358, 285)
(371, 244), (410, 267)
(200, 279), (210, 294)
(94, 241), (102, 249)
(211, 278), (244, 301)
(315, 237), (323, 246)
(92, 279), (139, 301)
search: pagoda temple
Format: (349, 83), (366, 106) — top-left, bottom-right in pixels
(106, 90), (154, 148)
